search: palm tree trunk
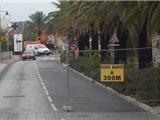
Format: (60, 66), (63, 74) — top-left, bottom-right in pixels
(114, 30), (128, 63)
(138, 15), (152, 69)
(91, 33), (98, 50)
(84, 33), (90, 49)
(100, 33), (109, 62)
(78, 35), (85, 56)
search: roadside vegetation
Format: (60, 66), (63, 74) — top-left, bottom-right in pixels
(24, 1), (160, 106)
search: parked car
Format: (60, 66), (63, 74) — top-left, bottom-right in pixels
(25, 44), (50, 56)
(22, 50), (36, 60)
(36, 44), (50, 56)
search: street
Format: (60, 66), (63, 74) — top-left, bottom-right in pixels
(0, 54), (159, 120)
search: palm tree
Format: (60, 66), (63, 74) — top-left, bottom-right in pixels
(25, 11), (47, 37)
(114, 1), (160, 68)
(48, 1), (160, 68)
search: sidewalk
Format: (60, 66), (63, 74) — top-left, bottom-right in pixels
(0, 55), (19, 74)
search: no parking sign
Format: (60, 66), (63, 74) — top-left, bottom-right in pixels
(69, 43), (77, 51)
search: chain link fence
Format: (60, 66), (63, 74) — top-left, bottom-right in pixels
(60, 47), (160, 107)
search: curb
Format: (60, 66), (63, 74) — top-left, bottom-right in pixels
(68, 66), (160, 118)
(0, 56), (19, 78)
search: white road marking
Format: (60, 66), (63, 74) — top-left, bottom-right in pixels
(45, 90), (49, 96)
(42, 85), (47, 90)
(61, 119), (66, 120)
(48, 96), (53, 103)
(41, 82), (45, 86)
(34, 63), (58, 112)
(51, 103), (58, 112)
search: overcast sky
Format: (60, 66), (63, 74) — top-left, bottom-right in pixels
(0, 0), (58, 22)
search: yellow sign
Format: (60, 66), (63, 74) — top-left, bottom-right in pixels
(100, 64), (124, 82)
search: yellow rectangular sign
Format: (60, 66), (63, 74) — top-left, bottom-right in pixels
(100, 64), (124, 82)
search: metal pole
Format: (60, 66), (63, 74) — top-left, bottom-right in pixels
(0, 43), (1, 63)
(0, 5), (2, 63)
(63, 45), (72, 112)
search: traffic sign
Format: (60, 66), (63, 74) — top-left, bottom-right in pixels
(110, 33), (119, 43)
(69, 43), (77, 51)
(100, 64), (124, 82)
(110, 33), (120, 46)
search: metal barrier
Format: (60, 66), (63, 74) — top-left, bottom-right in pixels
(63, 47), (160, 110)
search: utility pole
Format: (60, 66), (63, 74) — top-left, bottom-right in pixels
(0, 5), (2, 63)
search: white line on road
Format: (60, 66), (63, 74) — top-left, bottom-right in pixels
(42, 85), (47, 90)
(41, 82), (45, 86)
(48, 96), (53, 103)
(51, 103), (58, 112)
(45, 90), (49, 96)
(34, 63), (58, 112)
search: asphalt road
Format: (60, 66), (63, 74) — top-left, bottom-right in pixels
(35, 54), (160, 120)
(0, 54), (159, 119)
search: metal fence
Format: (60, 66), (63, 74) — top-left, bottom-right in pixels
(63, 47), (160, 108)
(0, 41), (11, 62)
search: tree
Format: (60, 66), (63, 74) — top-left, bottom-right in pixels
(48, 1), (160, 68)
(25, 11), (47, 36)
(0, 29), (7, 42)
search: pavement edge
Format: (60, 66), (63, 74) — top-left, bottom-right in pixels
(68, 66), (160, 118)
(0, 56), (19, 80)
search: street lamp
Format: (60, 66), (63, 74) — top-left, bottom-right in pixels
(0, 5), (9, 63)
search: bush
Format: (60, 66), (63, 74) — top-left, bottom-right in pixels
(69, 52), (100, 79)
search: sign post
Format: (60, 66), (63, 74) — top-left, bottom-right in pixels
(109, 32), (120, 63)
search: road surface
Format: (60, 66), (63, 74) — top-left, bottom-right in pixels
(0, 54), (159, 120)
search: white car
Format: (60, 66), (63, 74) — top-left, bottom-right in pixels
(25, 44), (50, 56)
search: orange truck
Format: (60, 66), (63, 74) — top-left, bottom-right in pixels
(23, 31), (47, 48)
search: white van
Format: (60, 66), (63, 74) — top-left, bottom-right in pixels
(25, 44), (50, 56)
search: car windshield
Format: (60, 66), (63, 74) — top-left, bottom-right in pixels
(38, 45), (46, 48)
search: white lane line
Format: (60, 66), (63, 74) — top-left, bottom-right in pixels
(48, 96), (53, 103)
(41, 82), (45, 86)
(34, 63), (44, 82)
(45, 90), (49, 96)
(51, 103), (58, 112)
(61, 119), (66, 120)
(42, 85), (47, 90)
(34, 63), (58, 112)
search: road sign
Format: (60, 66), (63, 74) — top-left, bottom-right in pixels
(69, 43), (77, 51)
(110, 33), (120, 46)
(14, 34), (23, 52)
(100, 64), (124, 82)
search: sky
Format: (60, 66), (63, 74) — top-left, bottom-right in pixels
(0, 0), (58, 22)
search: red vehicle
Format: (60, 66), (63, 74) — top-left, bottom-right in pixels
(22, 50), (36, 60)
